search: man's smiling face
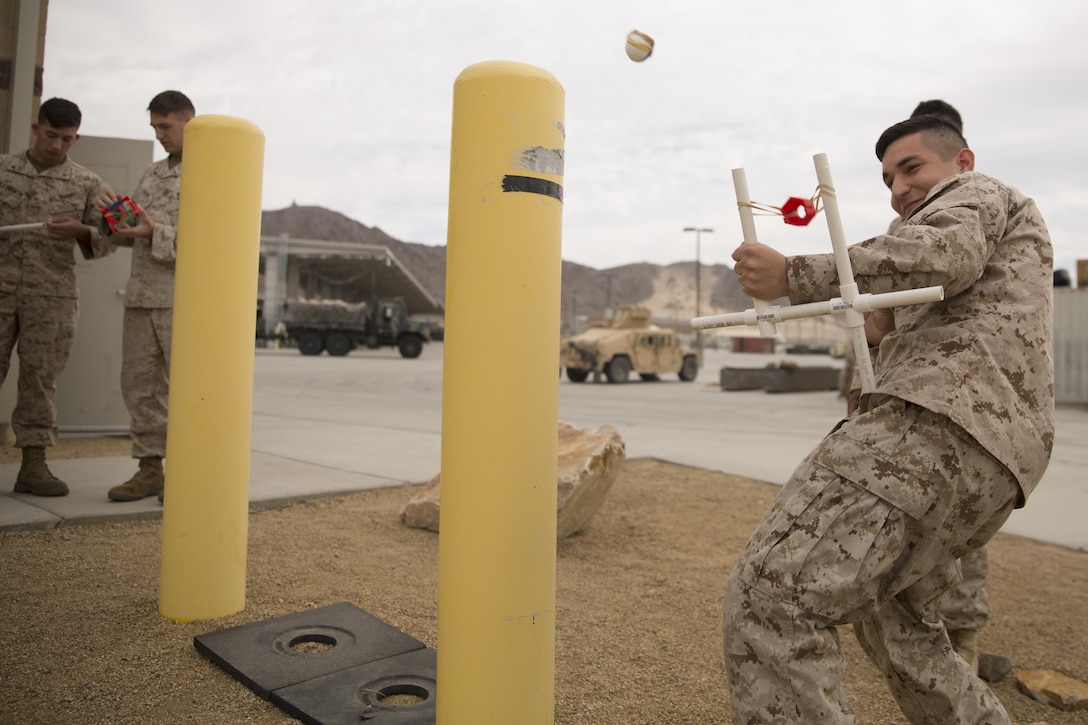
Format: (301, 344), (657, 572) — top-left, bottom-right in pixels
(881, 131), (973, 219)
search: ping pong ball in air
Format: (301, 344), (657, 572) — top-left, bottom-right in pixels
(625, 29), (654, 62)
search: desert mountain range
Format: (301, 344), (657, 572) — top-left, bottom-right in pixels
(260, 204), (847, 342)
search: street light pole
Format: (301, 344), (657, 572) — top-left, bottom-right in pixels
(683, 226), (713, 357)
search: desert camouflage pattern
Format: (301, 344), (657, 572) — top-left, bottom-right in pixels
(724, 172), (1053, 724)
(121, 307), (172, 458)
(787, 171), (1054, 500)
(120, 157), (180, 309)
(118, 156), (179, 457)
(860, 213), (994, 635)
(725, 400), (1020, 724)
(0, 152), (111, 298)
(942, 547), (988, 631)
(117, 157), (180, 458)
(0, 153), (110, 448)
(0, 294), (78, 447)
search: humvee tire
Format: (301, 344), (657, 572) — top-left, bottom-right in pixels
(679, 355), (698, 382)
(566, 368), (590, 383)
(605, 356), (631, 383)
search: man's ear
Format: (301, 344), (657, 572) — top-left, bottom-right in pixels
(956, 148), (975, 172)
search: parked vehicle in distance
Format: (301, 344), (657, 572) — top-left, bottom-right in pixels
(560, 306), (699, 383)
(284, 296), (429, 358)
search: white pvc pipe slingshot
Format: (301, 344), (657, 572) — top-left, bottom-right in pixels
(695, 153), (945, 394)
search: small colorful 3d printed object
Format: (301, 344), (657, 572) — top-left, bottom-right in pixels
(102, 196), (141, 233)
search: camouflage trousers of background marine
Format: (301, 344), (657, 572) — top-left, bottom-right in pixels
(942, 546), (989, 631)
(121, 307), (172, 459)
(723, 397), (1020, 725)
(0, 293), (77, 448)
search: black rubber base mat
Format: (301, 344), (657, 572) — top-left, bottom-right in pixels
(195, 601), (435, 723)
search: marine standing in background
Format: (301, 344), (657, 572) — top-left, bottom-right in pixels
(106, 90), (194, 503)
(0, 98), (113, 496)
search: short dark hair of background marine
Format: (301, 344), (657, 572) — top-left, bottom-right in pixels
(910, 99), (963, 134)
(147, 90), (195, 117)
(37, 97), (82, 129)
(875, 114), (969, 162)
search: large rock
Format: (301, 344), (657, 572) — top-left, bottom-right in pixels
(399, 422), (625, 538)
(1016, 669), (1088, 711)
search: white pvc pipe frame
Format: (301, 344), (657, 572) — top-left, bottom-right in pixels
(696, 153), (945, 393)
(0, 222), (45, 233)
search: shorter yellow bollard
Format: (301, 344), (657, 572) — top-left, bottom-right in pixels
(159, 115), (265, 622)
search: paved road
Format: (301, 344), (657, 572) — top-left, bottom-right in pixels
(2, 344), (1085, 552)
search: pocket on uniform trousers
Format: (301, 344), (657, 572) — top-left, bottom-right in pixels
(748, 463), (905, 620)
(813, 399), (947, 521)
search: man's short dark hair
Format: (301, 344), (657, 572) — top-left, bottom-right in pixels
(876, 115), (969, 162)
(38, 98), (81, 128)
(148, 90), (195, 117)
(910, 99), (963, 134)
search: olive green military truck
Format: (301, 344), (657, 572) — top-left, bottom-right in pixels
(560, 306), (699, 383)
(284, 296), (429, 358)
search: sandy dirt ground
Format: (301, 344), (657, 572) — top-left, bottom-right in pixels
(1, 441), (1085, 724)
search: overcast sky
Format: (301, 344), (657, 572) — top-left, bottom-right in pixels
(43, 1), (1086, 277)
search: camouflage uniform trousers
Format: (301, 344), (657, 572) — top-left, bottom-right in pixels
(0, 292), (77, 448)
(121, 307), (172, 459)
(723, 397), (1019, 724)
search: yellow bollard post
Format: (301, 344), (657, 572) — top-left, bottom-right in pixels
(159, 115), (265, 622)
(437, 61), (564, 724)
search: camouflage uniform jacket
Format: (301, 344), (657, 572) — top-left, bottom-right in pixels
(121, 157), (180, 309)
(0, 152), (111, 298)
(787, 171), (1054, 502)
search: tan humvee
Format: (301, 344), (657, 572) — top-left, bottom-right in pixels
(560, 306), (700, 383)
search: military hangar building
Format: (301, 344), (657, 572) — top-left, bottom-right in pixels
(257, 236), (443, 337)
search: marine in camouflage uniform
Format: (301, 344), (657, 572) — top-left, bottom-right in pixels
(724, 116), (1053, 724)
(886, 204), (992, 671)
(853, 101), (991, 672)
(107, 91), (193, 503)
(0, 98), (112, 497)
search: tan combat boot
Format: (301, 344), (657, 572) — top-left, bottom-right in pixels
(13, 446), (69, 496)
(108, 457), (164, 502)
(948, 628), (980, 673)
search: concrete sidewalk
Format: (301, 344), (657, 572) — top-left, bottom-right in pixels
(2, 347), (1085, 553)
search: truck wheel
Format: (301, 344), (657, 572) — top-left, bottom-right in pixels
(566, 368), (589, 383)
(605, 356), (631, 383)
(326, 333), (352, 357)
(679, 355), (698, 382)
(398, 335), (424, 359)
(298, 332), (324, 356)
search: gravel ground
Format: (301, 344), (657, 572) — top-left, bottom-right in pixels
(1, 444), (1085, 724)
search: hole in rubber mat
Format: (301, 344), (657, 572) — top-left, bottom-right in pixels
(272, 626), (355, 656)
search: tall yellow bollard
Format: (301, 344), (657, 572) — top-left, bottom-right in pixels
(438, 61), (564, 724)
(159, 115), (265, 622)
